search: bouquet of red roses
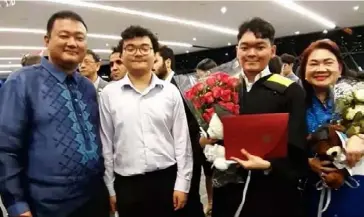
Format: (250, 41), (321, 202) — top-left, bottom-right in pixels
(184, 72), (240, 172)
(185, 71), (240, 133)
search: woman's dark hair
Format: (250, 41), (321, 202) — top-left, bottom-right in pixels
(196, 58), (217, 71)
(299, 39), (348, 106)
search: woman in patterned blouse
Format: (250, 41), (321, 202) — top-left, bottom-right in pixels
(300, 39), (364, 217)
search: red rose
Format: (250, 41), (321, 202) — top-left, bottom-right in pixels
(223, 102), (235, 113)
(195, 83), (204, 92)
(203, 92), (215, 104)
(203, 107), (215, 122)
(232, 92), (239, 104)
(206, 76), (217, 87)
(202, 112), (211, 122)
(211, 86), (222, 98)
(192, 99), (202, 109)
(227, 77), (239, 88)
(221, 75), (230, 85)
(233, 104), (240, 114)
(221, 89), (232, 102)
(185, 89), (194, 100)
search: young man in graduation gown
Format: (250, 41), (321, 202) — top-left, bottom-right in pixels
(201, 17), (308, 217)
(153, 45), (205, 217)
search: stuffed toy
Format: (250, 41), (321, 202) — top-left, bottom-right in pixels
(309, 123), (352, 189)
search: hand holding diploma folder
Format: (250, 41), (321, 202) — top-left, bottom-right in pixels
(222, 113), (289, 169)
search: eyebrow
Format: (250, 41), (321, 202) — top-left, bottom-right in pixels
(309, 58), (335, 62)
(239, 42), (267, 46)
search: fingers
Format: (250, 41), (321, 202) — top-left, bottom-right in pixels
(320, 166), (338, 173)
(230, 157), (246, 167)
(320, 161), (333, 166)
(173, 193), (178, 210)
(347, 153), (362, 167)
(240, 149), (251, 159)
(20, 211), (32, 217)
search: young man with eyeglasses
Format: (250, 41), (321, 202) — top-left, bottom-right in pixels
(99, 25), (193, 217)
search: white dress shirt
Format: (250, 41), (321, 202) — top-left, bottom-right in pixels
(240, 66), (271, 92)
(93, 76), (100, 89)
(99, 73), (193, 196)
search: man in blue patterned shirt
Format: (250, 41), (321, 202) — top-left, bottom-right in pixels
(0, 11), (108, 217)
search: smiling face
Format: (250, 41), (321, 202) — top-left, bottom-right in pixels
(44, 18), (87, 70)
(305, 48), (342, 88)
(121, 36), (155, 75)
(236, 31), (276, 75)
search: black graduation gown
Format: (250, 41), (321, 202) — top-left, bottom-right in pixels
(171, 78), (205, 217)
(212, 74), (309, 217)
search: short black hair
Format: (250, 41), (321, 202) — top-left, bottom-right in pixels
(158, 45), (175, 71)
(281, 53), (296, 64)
(196, 58), (217, 71)
(268, 56), (282, 74)
(237, 17), (275, 44)
(21, 54), (41, 67)
(109, 46), (121, 58)
(118, 25), (159, 54)
(46, 10), (88, 36)
(86, 49), (101, 62)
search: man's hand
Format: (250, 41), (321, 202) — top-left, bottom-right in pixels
(173, 190), (187, 211)
(109, 196), (117, 214)
(346, 135), (364, 167)
(19, 211), (32, 217)
(308, 158), (337, 175)
(231, 149), (271, 170)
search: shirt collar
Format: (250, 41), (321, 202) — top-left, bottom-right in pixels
(165, 71), (175, 83)
(120, 72), (164, 89)
(41, 57), (80, 83)
(241, 65), (271, 84)
(94, 76), (101, 89)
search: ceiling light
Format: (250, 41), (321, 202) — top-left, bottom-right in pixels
(220, 6), (227, 14)
(228, 42), (231, 46)
(0, 46), (113, 54)
(323, 29), (328, 34)
(0, 64), (21, 68)
(186, 50), (189, 53)
(353, 5), (359, 11)
(193, 37), (196, 41)
(295, 31), (300, 35)
(0, 57), (21, 60)
(0, 27), (193, 48)
(273, 0), (336, 29)
(106, 43), (109, 47)
(0, 70), (12, 73)
(8, 61), (11, 64)
(225, 53), (228, 56)
(44, 0), (238, 35)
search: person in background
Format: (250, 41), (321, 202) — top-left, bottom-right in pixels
(79, 49), (108, 93)
(20, 54), (42, 67)
(195, 58), (217, 80)
(281, 53), (302, 86)
(301, 39), (364, 217)
(153, 45), (205, 217)
(109, 47), (127, 81)
(0, 10), (109, 217)
(210, 58), (240, 77)
(100, 26), (193, 217)
(268, 55), (282, 74)
(199, 17), (308, 217)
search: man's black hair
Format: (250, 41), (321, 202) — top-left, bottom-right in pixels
(196, 58), (217, 71)
(46, 10), (88, 36)
(118, 25), (159, 54)
(237, 17), (275, 44)
(158, 45), (175, 71)
(281, 53), (296, 64)
(86, 49), (100, 62)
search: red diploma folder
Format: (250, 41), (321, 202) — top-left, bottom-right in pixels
(221, 113), (289, 160)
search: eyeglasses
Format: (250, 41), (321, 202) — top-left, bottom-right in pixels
(80, 60), (97, 66)
(123, 44), (153, 55)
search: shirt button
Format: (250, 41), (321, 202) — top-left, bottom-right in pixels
(78, 113), (82, 117)
(74, 99), (78, 102)
(84, 128), (87, 132)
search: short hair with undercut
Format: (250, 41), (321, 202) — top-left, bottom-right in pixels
(196, 58), (217, 71)
(237, 17), (275, 44)
(86, 49), (101, 62)
(118, 25), (159, 54)
(46, 10), (88, 36)
(281, 53), (296, 65)
(21, 54), (41, 67)
(158, 45), (175, 71)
